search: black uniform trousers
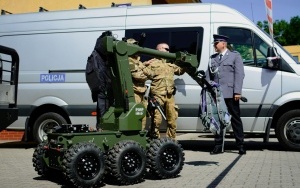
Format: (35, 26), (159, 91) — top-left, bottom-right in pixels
(215, 98), (244, 147)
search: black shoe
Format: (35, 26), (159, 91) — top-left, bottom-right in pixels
(238, 146), (246, 155)
(210, 146), (223, 155)
(147, 131), (158, 139)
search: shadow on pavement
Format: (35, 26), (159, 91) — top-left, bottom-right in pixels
(0, 140), (37, 149)
(185, 160), (219, 166)
(33, 173), (68, 187)
(179, 134), (289, 152)
(33, 171), (168, 187)
(207, 155), (243, 188)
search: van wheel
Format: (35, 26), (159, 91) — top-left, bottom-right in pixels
(147, 138), (185, 179)
(276, 110), (300, 151)
(33, 112), (67, 143)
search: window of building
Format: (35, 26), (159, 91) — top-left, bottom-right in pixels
(292, 55), (299, 62)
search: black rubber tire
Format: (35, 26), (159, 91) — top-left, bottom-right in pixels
(275, 109), (300, 151)
(33, 112), (67, 143)
(147, 137), (185, 179)
(106, 140), (146, 185)
(62, 142), (105, 188)
(32, 142), (49, 177)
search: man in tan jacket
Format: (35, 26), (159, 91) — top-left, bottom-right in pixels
(144, 43), (185, 139)
(127, 38), (150, 130)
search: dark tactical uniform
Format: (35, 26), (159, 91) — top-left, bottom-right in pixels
(92, 32), (114, 130)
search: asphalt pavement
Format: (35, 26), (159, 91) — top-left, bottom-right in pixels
(0, 133), (299, 188)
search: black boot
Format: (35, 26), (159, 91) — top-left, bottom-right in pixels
(238, 145), (246, 155)
(210, 145), (223, 155)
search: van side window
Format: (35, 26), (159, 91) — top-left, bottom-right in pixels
(125, 27), (203, 62)
(218, 27), (271, 68)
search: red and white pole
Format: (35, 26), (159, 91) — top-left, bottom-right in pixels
(264, 0), (274, 45)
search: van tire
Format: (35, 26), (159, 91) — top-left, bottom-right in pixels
(33, 112), (67, 143)
(276, 110), (300, 151)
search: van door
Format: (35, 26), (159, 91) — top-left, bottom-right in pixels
(213, 26), (282, 133)
(0, 45), (19, 131)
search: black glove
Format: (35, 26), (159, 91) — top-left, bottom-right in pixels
(196, 70), (206, 78)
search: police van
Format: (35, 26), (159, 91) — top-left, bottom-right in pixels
(0, 3), (299, 150)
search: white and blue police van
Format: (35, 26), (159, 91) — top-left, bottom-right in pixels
(0, 3), (299, 150)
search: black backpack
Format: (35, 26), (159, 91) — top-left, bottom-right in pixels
(85, 50), (111, 101)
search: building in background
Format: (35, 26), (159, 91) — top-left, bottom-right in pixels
(1, 0), (201, 15)
(284, 45), (300, 62)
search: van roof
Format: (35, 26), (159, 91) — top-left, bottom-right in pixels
(0, 3), (252, 34)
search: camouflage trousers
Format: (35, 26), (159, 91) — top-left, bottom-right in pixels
(134, 92), (148, 130)
(152, 94), (179, 139)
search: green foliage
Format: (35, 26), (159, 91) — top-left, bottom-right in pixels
(256, 16), (300, 45)
(284, 16), (300, 45)
(234, 45), (252, 60)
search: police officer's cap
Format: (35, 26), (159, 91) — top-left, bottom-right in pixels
(126, 38), (138, 44)
(213, 34), (229, 43)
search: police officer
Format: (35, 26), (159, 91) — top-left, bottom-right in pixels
(127, 38), (150, 130)
(209, 34), (246, 155)
(144, 43), (184, 139)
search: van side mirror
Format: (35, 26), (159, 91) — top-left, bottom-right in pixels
(266, 47), (281, 69)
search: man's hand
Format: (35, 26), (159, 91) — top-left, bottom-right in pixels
(144, 59), (156, 66)
(234, 94), (241, 101)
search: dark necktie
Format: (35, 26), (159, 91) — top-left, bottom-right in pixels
(219, 54), (223, 60)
